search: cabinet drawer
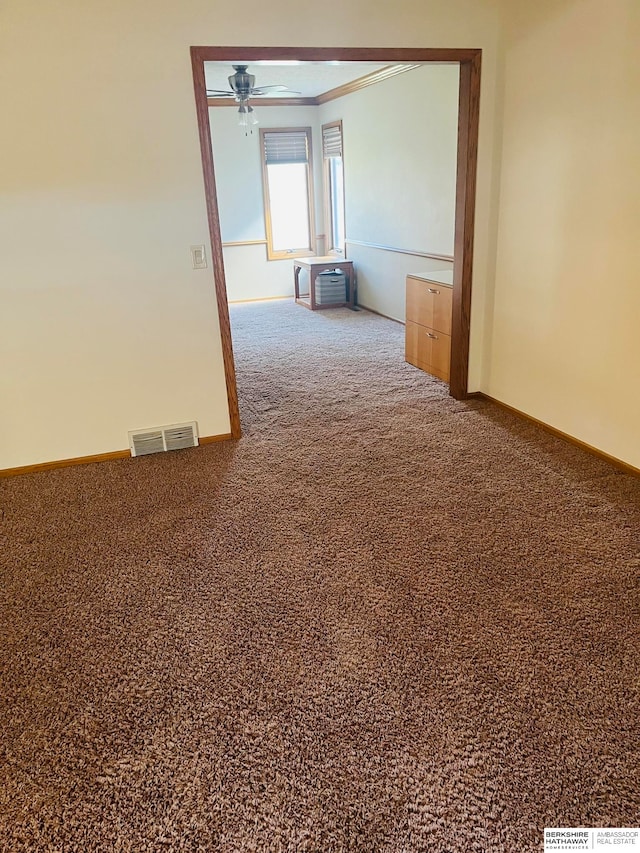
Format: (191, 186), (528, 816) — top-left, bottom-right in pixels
(405, 321), (451, 382)
(406, 276), (453, 335)
(429, 328), (452, 381)
(405, 320), (429, 371)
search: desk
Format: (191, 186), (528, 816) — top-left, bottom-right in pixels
(293, 256), (356, 310)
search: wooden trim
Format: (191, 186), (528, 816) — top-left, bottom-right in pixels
(345, 239), (454, 263)
(450, 51), (481, 401)
(190, 48), (242, 439)
(192, 47), (482, 63)
(207, 97), (316, 107)
(316, 64), (421, 104)
(471, 394), (640, 479)
(199, 433), (234, 445)
(0, 449), (132, 478)
(228, 296), (289, 304)
(191, 46), (482, 424)
(0, 434), (235, 478)
(322, 120), (345, 254)
(222, 239), (268, 248)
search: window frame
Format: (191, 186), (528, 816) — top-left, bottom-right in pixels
(322, 120), (346, 256)
(259, 126), (316, 261)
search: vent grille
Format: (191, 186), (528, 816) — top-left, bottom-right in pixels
(165, 425), (198, 452)
(128, 422), (199, 457)
(131, 430), (164, 457)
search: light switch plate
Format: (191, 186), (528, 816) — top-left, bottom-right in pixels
(191, 244), (207, 269)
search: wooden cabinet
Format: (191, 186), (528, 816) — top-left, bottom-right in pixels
(405, 273), (453, 383)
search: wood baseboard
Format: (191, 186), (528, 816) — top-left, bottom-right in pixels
(199, 433), (233, 445)
(470, 392), (640, 478)
(228, 296), (290, 304)
(0, 449), (132, 478)
(0, 433), (235, 478)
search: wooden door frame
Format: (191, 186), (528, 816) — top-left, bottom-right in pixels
(190, 46), (482, 439)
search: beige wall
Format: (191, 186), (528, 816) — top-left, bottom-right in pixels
(4, 0), (638, 472)
(0, 0), (498, 468)
(1, 0), (502, 469)
(487, 0), (640, 468)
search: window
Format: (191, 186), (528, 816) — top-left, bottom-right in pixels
(322, 121), (346, 255)
(260, 127), (315, 260)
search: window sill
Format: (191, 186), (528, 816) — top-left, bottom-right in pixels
(266, 249), (317, 262)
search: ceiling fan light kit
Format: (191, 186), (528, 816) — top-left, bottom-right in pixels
(206, 65), (300, 134)
(237, 102), (259, 130)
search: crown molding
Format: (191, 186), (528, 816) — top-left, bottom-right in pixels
(206, 64), (423, 109)
(315, 64), (422, 104)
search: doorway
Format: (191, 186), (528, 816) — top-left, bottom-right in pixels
(190, 47), (481, 439)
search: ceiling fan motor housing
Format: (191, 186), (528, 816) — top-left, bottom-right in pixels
(229, 65), (255, 100)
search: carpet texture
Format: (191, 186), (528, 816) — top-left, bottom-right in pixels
(1, 300), (639, 852)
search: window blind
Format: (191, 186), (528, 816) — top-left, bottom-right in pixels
(263, 130), (309, 164)
(322, 123), (343, 159)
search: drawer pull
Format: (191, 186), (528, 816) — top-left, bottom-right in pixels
(426, 332), (438, 339)
(428, 288), (440, 294)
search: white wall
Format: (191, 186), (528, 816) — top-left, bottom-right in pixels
(221, 246), (296, 302)
(342, 247), (453, 323)
(0, 0), (502, 470)
(487, 0), (640, 468)
(319, 64), (459, 321)
(322, 65), (459, 252)
(210, 105), (323, 302)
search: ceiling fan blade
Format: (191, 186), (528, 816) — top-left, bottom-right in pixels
(251, 85), (301, 95)
(206, 89), (235, 97)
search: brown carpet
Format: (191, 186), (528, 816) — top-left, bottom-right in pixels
(1, 299), (639, 852)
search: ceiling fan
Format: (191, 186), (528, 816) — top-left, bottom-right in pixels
(206, 65), (301, 130)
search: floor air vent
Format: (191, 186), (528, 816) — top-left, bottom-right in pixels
(128, 421), (199, 457)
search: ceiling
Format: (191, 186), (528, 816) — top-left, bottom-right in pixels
(204, 61), (393, 99)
